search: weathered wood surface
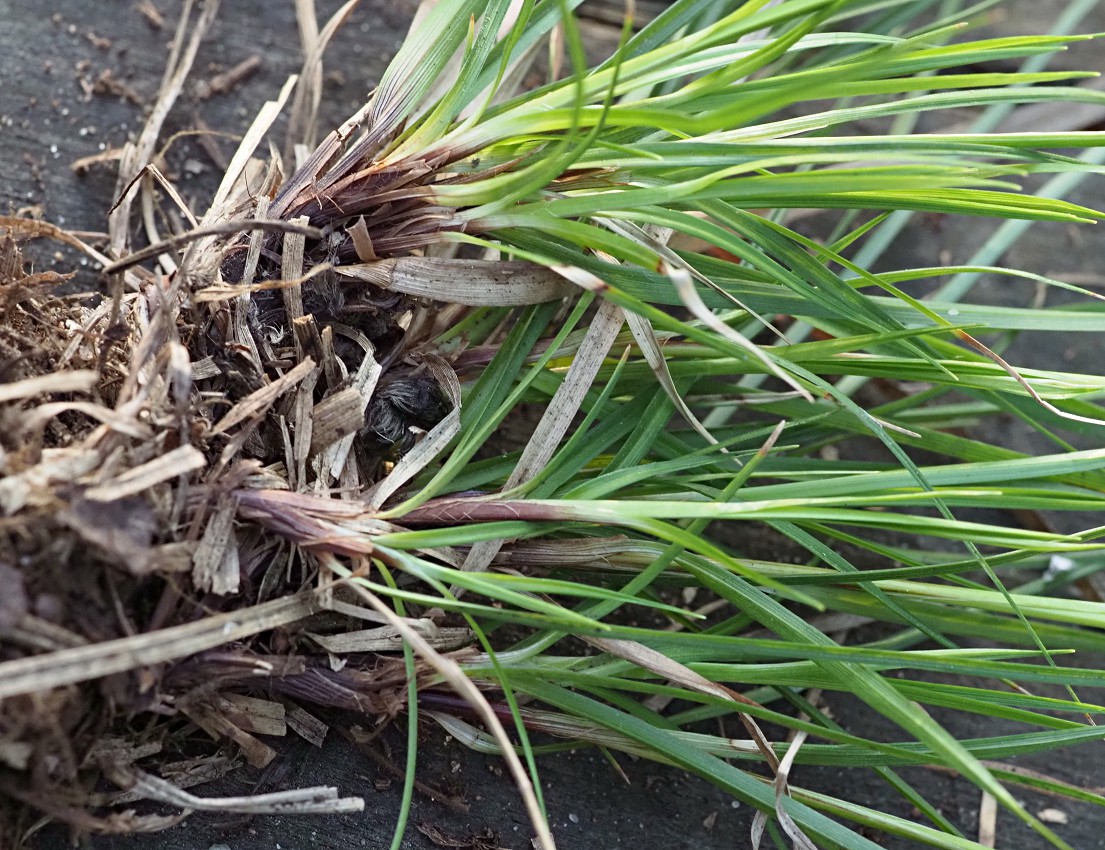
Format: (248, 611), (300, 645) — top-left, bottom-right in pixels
(3, 2), (1105, 849)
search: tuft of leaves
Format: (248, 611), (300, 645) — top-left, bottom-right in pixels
(4, 2), (1105, 849)
(259, 1), (1105, 848)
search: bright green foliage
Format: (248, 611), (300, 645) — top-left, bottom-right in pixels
(349, 1), (1105, 848)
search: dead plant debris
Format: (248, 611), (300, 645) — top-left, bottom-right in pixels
(0, 2), (500, 843)
(0, 174), (463, 842)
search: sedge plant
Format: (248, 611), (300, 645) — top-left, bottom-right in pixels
(216, 1), (1105, 848)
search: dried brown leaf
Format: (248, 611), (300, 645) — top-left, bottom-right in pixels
(0, 370), (99, 403)
(284, 703), (329, 747)
(192, 495), (241, 594)
(84, 445), (205, 502)
(0, 591), (327, 700)
(211, 356), (317, 435)
(337, 258), (574, 305)
(114, 765), (363, 815)
(309, 387), (366, 454)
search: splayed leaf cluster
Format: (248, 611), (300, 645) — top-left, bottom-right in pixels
(4, 1), (1105, 849)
